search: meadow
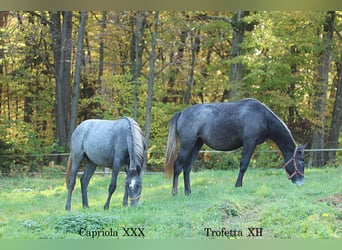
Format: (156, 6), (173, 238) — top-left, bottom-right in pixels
(0, 167), (341, 239)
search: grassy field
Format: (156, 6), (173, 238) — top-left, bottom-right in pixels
(0, 167), (341, 239)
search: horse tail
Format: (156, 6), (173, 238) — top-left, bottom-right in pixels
(124, 117), (145, 174)
(65, 155), (72, 189)
(165, 112), (181, 178)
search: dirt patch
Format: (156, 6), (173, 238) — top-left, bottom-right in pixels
(314, 193), (342, 212)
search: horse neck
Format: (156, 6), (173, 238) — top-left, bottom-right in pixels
(268, 115), (297, 162)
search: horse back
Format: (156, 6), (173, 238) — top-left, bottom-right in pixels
(71, 119), (130, 165)
(177, 99), (267, 130)
(72, 119), (128, 146)
(175, 99), (270, 150)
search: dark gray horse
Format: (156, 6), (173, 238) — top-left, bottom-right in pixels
(65, 117), (145, 211)
(165, 98), (305, 195)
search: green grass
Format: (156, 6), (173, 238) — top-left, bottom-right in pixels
(0, 167), (341, 239)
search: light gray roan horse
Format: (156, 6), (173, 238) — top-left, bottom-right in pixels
(65, 117), (145, 211)
(165, 98), (305, 195)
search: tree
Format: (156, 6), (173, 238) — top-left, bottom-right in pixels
(227, 11), (249, 100)
(1, 11), (342, 173)
(309, 11), (335, 167)
(0, 11), (8, 116)
(184, 29), (200, 104)
(165, 13), (189, 103)
(144, 11), (159, 170)
(48, 11), (73, 152)
(97, 11), (106, 86)
(70, 11), (87, 136)
(130, 11), (147, 120)
(325, 52), (342, 164)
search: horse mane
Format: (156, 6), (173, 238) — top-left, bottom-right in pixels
(255, 99), (296, 148)
(123, 117), (145, 173)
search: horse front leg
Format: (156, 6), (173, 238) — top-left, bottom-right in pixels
(80, 162), (96, 208)
(235, 142), (256, 187)
(104, 165), (120, 210)
(123, 184), (129, 207)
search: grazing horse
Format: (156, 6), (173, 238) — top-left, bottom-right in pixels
(165, 98), (305, 195)
(65, 117), (146, 211)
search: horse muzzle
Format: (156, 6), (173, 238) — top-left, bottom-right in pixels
(291, 176), (304, 186)
(130, 194), (141, 206)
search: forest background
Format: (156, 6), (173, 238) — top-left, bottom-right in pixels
(0, 11), (341, 174)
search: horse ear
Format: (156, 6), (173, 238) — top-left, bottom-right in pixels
(298, 143), (307, 155)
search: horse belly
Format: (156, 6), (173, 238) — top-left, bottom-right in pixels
(202, 133), (243, 151)
(84, 142), (115, 166)
(83, 130), (126, 166)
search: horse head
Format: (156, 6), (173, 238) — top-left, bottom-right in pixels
(283, 144), (306, 186)
(125, 168), (142, 206)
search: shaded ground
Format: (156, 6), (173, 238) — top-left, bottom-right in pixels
(315, 193), (342, 212)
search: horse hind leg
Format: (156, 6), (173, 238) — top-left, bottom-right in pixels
(172, 147), (192, 196)
(65, 154), (83, 211)
(172, 160), (182, 196)
(80, 160), (96, 208)
(172, 139), (203, 196)
(183, 139), (203, 195)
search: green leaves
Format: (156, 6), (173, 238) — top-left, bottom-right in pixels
(1, 11), (342, 172)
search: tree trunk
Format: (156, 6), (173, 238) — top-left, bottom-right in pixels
(227, 11), (249, 100)
(288, 45), (298, 127)
(325, 53), (342, 164)
(309, 11), (335, 167)
(130, 11), (146, 120)
(98, 11), (106, 86)
(0, 12), (8, 116)
(70, 11), (87, 136)
(49, 11), (73, 152)
(184, 30), (200, 104)
(165, 29), (188, 103)
(144, 11), (159, 171)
